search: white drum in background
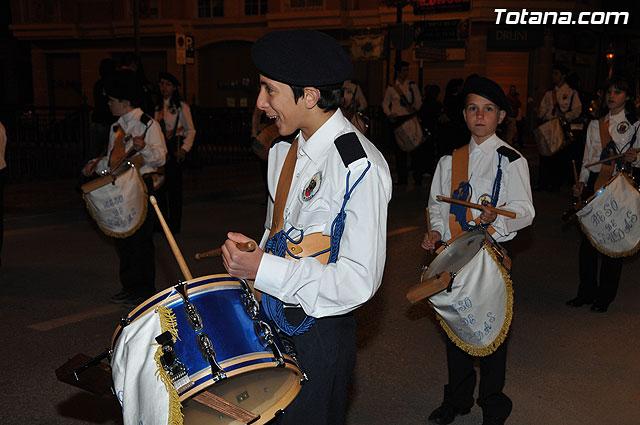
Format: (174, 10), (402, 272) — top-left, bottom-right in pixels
(83, 166), (148, 238)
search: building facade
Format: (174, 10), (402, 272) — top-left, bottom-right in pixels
(10, 0), (630, 123)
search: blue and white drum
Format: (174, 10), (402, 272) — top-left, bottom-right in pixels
(111, 274), (303, 425)
(576, 173), (640, 258)
(425, 229), (514, 357)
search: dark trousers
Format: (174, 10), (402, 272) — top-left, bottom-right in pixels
(0, 168), (4, 264)
(156, 156), (183, 233)
(114, 177), (156, 298)
(538, 150), (568, 191)
(574, 172), (623, 306)
(444, 338), (512, 420)
(577, 232), (623, 306)
(394, 140), (430, 185)
(273, 310), (356, 425)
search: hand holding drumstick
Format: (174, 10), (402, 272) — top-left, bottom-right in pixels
(221, 232), (264, 280)
(421, 207), (441, 251)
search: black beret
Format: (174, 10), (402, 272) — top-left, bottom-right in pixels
(159, 72), (180, 86)
(104, 70), (144, 105)
(251, 29), (352, 88)
(463, 76), (512, 116)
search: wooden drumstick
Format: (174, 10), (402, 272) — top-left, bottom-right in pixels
(149, 195), (193, 281)
(195, 241), (257, 260)
(572, 160), (582, 204)
(425, 207), (434, 254)
(436, 196), (517, 219)
(583, 151), (626, 168)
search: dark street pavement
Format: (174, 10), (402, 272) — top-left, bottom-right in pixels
(1, 143), (639, 425)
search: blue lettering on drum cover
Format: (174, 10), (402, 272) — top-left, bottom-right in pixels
(589, 193), (639, 246)
(447, 296), (500, 343)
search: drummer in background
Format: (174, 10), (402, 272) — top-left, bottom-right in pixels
(422, 76), (535, 425)
(82, 70), (167, 306)
(567, 75), (640, 312)
(221, 29), (392, 425)
(154, 72), (196, 234)
(341, 79), (368, 131)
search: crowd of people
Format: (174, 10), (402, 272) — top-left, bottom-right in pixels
(0, 28), (634, 425)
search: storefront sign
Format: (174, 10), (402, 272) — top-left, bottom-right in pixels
(413, 0), (471, 15)
(487, 26), (544, 49)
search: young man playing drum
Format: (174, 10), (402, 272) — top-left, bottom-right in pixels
(422, 76), (535, 425)
(221, 29), (392, 425)
(82, 70), (167, 307)
(567, 75), (640, 312)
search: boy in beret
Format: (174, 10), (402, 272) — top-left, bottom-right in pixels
(422, 76), (535, 425)
(221, 29), (392, 425)
(82, 70), (167, 306)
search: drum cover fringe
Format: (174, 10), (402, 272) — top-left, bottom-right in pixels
(82, 168), (148, 239)
(580, 223), (640, 258)
(433, 246), (514, 357)
(153, 305), (184, 425)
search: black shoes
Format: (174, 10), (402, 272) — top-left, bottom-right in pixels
(590, 303), (608, 313)
(565, 297), (594, 307)
(110, 290), (131, 304)
(428, 403), (471, 425)
(482, 417), (505, 425)
(110, 290), (145, 307)
(566, 297), (609, 312)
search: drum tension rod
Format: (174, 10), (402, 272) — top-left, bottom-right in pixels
(254, 320), (285, 367)
(155, 331), (193, 392)
(174, 282), (227, 382)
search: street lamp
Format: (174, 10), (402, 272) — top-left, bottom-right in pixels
(605, 45), (615, 78)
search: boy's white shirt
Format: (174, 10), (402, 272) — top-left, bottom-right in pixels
(428, 133), (535, 242)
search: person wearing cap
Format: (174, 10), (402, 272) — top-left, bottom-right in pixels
(82, 69), (167, 306)
(422, 76), (534, 425)
(154, 71), (196, 233)
(221, 29), (392, 425)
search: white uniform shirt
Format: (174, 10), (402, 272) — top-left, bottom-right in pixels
(382, 79), (423, 117)
(96, 108), (166, 176)
(429, 134), (535, 243)
(0, 122), (6, 170)
(255, 109), (392, 318)
(579, 111), (640, 184)
(538, 82), (582, 123)
(155, 99), (196, 152)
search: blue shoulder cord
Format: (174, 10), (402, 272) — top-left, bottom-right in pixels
(450, 154), (503, 231)
(261, 161), (372, 336)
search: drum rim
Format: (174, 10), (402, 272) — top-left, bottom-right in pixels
(179, 355), (302, 400)
(426, 228), (486, 278)
(111, 274), (244, 349)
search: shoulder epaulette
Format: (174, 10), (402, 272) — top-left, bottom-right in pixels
(335, 132), (366, 167)
(497, 146), (521, 162)
(140, 114), (153, 125)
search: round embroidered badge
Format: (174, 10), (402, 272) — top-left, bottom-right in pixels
(617, 121), (629, 134)
(302, 172), (322, 201)
(477, 193), (492, 206)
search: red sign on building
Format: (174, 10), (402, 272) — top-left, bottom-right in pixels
(413, 0), (471, 15)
